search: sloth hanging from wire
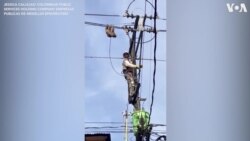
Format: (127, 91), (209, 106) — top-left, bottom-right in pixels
(105, 25), (117, 38)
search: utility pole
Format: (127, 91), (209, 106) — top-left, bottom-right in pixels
(123, 110), (130, 141)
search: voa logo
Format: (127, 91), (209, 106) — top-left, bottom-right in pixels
(227, 3), (247, 13)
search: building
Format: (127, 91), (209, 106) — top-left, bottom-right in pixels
(85, 133), (111, 141)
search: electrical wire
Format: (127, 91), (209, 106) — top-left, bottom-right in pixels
(85, 21), (124, 29)
(84, 13), (166, 20)
(148, 0), (157, 125)
(85, 131), (134, 134)
(126, 0), (136, 11)
(85, 13), (121, 17)
(139, 33), (145, 106)
(108, 38), (124, 76)
(85, 21), (166, 32)
(85, 122), (166, 126)
(84, 56), (166, 62)
(85, 129), (166, 133)
(85, 122), (128, 124)
(148, 0), (154, 106)
(85, 126), (133, 129)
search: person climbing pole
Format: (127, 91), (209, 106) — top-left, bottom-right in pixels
(122, 52), (142, 98)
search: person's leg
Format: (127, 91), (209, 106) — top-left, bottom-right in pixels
(128, 72), (136, 95)
(127, 72), (135, 86)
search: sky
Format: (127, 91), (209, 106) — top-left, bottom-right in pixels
(84, 0), (166, 140)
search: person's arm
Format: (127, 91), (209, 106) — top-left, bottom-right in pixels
(124, 60), (142, 68)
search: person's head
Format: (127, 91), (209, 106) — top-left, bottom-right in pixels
(123, 52), (129, 58)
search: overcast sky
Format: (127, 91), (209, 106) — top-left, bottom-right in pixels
(84, 0), (166, 140)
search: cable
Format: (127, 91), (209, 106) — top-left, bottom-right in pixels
(85, 13), (121, 17)
(138, 31), (145, 101)
(148, 0), (157, 125)
(108, 38), (124, 76)
(85, 56), (166, 62)
(85, 21), (124, 29)
(85, 126), (132, 129)
(148, 0), (154, 104)
(85, 129), (166, 133)
(139, 34), (144, 105)
(85, 122), (166, 126)
(85, 122), (128, 124)
(146, 0), (155, 10)
(137, 32), (143, 82)
(155, 135), (167, 141)
(85, 131), (134, 134)
(126, 0), (136, 11)
(85, 21), (166, 32)
(84, 13), (166, 20)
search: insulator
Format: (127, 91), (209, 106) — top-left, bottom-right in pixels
(123, 10), (129, 17)
(131, 14), (134, 18)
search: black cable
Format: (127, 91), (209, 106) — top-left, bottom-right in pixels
(138, 32), (144, 84)
(138, 32), (145, 102)
(155, 135), (167, 141)
(85, 122), (128, 124)
(86, 130), (166, 133)
(85, 122), (166, 126)
(146, 0), (155, 9)
(84, 13), (166, 20)
(85, 126), (133, 129)
(148, 0), (157, 125)
(85, 13), (121, 17)
(142, 35), (155, 44)
(85, 21), (166, 32)
(85, 131), (134, 134)
(85, 56), (166, 62)
(108, 38), (124, 76)
(85, 21), (124, 29)
(126, 0), (136, 11)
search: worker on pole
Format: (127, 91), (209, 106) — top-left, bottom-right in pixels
(122, 52), (142, 99)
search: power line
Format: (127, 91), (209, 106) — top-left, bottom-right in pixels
(85, 122), (127, 124)
(108, 38), (124, 76)
(85, 130), (166, 133)
(85, 21), (167, 32)
(85, 21), (123, 29)
(85, 56), (166, 62)
(85, 131), (134, 134)
(85, 13), (121, 17)
(84, 13), (166, 20)
(85, 126), (133, 129)
(148, 0), (157, 125)
(85, 122), (166, 126)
